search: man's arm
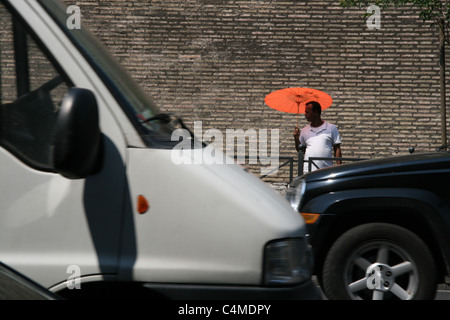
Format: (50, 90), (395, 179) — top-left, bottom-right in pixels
(334, 144), (342, 165)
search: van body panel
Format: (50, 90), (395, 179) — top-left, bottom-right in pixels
(124, 148), (304, 285)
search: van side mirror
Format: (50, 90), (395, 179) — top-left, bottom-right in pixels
(53, 88), (103, 179)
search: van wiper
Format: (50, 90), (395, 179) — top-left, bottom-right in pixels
(140, 113), (207, 148)
(142, 113), (173, 124)
(141, 113), (198, 143)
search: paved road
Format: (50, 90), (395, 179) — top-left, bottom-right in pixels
(436, 285), (450, 300)
(314, 277), (450, 300)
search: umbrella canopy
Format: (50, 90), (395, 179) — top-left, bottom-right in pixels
(264, 87), (333, 126)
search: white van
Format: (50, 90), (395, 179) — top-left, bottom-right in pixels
(0, 0), (319, 299)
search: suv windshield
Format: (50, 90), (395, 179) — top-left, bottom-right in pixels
(38, 0), (188, 149)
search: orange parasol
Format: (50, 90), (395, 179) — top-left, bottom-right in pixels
(264, 87), (333, 127)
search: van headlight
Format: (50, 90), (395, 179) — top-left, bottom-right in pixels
(263, 238), (313, 286)
(286, 179), (306, 212)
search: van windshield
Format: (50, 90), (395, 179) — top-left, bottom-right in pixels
(38, 0), (188, 149)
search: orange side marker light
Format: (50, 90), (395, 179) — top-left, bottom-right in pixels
(301, 213), (320, 224)
(137, 195), (150, 214)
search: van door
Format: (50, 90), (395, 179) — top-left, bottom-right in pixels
(0, 2), (125, 288)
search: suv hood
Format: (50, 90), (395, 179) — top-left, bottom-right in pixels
(301, 152), (450, 183)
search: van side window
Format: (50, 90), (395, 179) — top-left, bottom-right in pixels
(0, 4), (72, 171)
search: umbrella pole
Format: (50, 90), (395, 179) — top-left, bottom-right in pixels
(297, 103), (299, 128)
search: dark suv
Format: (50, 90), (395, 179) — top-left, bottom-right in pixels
(287, 151), (450, 300)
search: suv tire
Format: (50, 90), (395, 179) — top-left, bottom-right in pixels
(322, 223), (437, 300)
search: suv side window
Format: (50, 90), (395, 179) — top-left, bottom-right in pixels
(0, 4), (72, 171)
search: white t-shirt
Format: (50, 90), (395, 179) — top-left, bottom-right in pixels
(299, 121), (341, 172)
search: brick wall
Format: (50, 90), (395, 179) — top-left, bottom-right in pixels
(66, 0), (449, 183)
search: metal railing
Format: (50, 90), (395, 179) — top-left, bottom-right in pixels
(304, 156), (366, 174)
(237, 145), (448, 184)
(235, 156), (296, 182)
(259, 156), (296, 182)
(236, 152), (365, 184)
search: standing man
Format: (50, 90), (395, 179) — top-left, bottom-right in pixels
(293, 101), (342, 173)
